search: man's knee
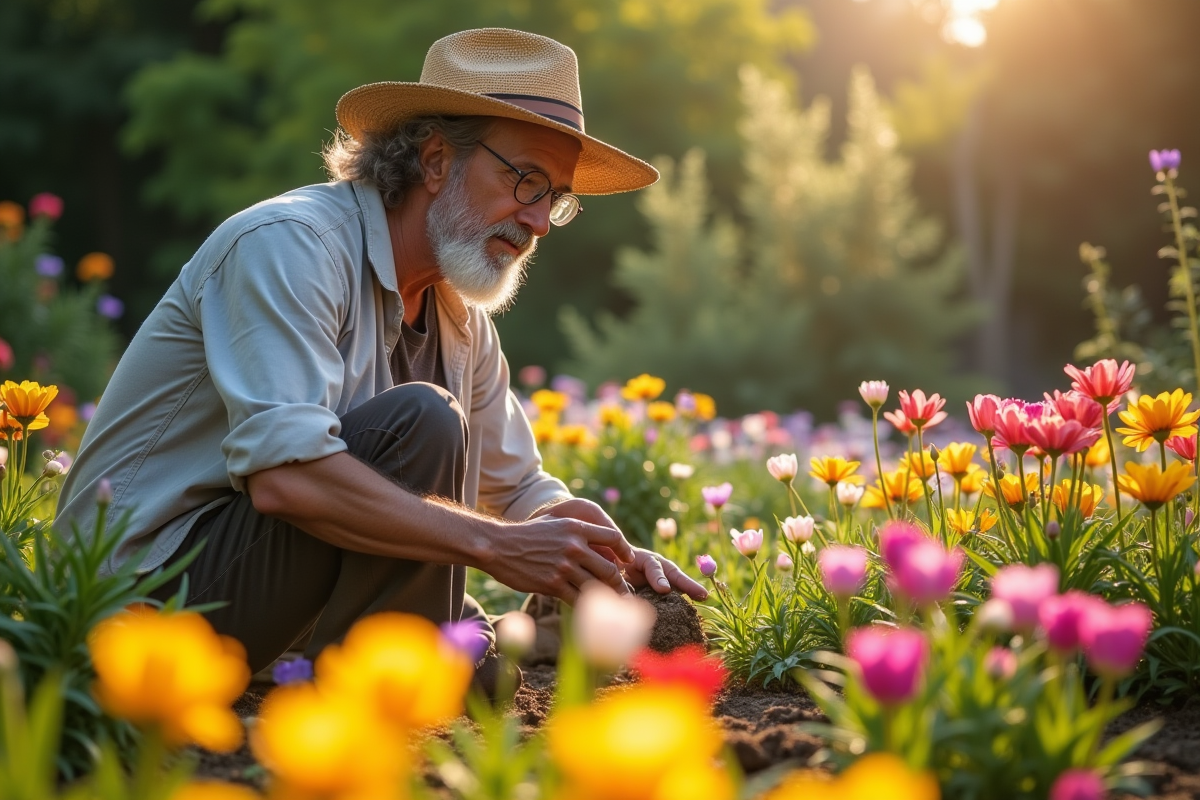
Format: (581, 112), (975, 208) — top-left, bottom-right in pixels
(383, 382), (467, 448)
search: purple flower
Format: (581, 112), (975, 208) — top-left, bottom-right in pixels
(35, 254), (63, 277)
(701, 482), (733, 509)
(79, 402), (97, 421)
(696, 554), (717, 577)
(1050, 769), (1105, 800)
(603, 487), (621, 504)
(96, 294), (124, 319)
(675, 391), (697, 415)
(271, 657), (314, 686)
(440, 618), (490, 663)
(1150, 149), (1182, 173)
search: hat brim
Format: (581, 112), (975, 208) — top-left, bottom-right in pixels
(336, 82), (659, 196)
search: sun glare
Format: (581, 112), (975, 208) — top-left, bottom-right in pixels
(942, 0), (1002, 47)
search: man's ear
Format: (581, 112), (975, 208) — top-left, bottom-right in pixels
(419, 133), (456, 195)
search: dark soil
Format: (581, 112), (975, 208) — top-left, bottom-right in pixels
(192, 594), (1200, 798)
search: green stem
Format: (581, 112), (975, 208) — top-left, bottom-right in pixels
(1102, 412), (1125, 542)
(1164, 173), (1200, 395)
(916, 427), (935, 528)
(871, 408), (894, 519)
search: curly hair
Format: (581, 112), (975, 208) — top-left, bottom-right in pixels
(322, 115), (495, 207)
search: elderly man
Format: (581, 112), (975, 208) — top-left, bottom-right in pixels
(57, 28), (706, 681)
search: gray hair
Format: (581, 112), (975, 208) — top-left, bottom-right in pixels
(322, 115), (495, 207)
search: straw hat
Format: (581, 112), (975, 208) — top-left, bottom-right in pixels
(336, 28), (659, 196)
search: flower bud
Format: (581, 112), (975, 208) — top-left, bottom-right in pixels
(836, 481), (864, 507)
(655, 518), (678, 540)
(800, 541), (816, 557)
(775, 552), (794, 571)
(1045, 520), (1060, 539)
(1186, 508), (1196, 529)
(858, 380), (889, 410)
(1050, 768), (1105, 800)
(927, 444), (940, 461)
(782, 515), (814, 543)
(696, 554), (717, 577)
(96, 478), (113, 505)
(497, 612), (537, 660)
(42, 460), (64, 477)
(846, 627), (927, 706)
(42, 449), (56, 461)
(766, 453), (798, 484)
(990, 563), (1060, 631)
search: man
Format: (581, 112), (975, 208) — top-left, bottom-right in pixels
(57, 28), (706, 680)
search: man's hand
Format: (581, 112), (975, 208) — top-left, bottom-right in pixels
(531, 498), (708, 602)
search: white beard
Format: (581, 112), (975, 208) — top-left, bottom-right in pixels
(427, 165), (538, 315)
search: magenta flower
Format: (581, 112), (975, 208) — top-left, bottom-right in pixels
(983, 647), (1017, 681)
(966, 393), (1003, 437)
(28, 192), (63, 221)
(1044, 389), (1113, 429)
(729, 528), (764, 559)
(990, 563), (1060, 631)
(892, 539), (964, 606)
(1064, 359), (1135, 405)
(878, 520), (925, 572)
(818, 545), (868, 597)
(696, 554), (717, 577)
(992, 402), (1035, 454)
(1039, 590), (1103, 654)
(603, 487), (621, 505)
(0, 338), (12, 371)
(440, 619), (490, 663)
(1079, 601), (1153, 679)
(846, 626), (928, 706)
(1050, 768), (1106, 800)
(701, 482), (733, 509)
(897, 389), (947, 430)
(1166, 433), (1197, 462)
(1149, 149), (1181, 173)
(1027, 415), (1102, 458)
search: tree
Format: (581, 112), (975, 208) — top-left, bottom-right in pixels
(563, 67), (985, 417)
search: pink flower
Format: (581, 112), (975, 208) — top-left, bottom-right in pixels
(574, 583), (656, 670)
(775, 552), (794, 571)
(1050, 769), (1106, 800)
(0, 338), (13, 371)
(696, 554), (717, 577)
(1039, 590), (1103, 654)
(28, 192), (63, 221)
(1064, 359), (1135, 404)
(883, 408), (917, 435)
(818, 545), (868, 597)
(766, 453), (798, 483)
(730, 528), (764, 559)
(992, 402), (1035, 453)
(782, 515), (814, 543)
(859, 380), (889, 409)
(990, 563), (1060, 631)
(897, 389), (947, 430)
(967, 394), (1003, 437)
(892, 539), (964, 606)
(603, 487), (621, 504)
(701, 482), (733, 509)
(878, 520), (926, 572)
(1044, 389), (1111, 429)
(983, 647), (1017, 681)
(1079, 602), (1152, 679)
(1027, 415), (1102, 458)
(1166, 433), (1197, 462)
(845, 626), (928, 706)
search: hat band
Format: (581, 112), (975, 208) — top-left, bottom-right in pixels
(484, 93), (584, 132)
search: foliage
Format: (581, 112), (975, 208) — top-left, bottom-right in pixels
(562, 67), (985, 417)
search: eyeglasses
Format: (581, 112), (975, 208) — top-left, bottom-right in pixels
(476, 141), (583, 226)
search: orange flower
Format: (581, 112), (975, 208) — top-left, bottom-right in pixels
(937, 442), (977, 477)
(558, 424), (597, 447)
(946, 507), (997, 534)
(766, 753), (940, 800)
(0, 201), (24, 241)
(900, 450), (937, 480)
(1116, 389), (1200, 452)
(598, 404), (631, 429)
(692, 392), (717, 421)
(647, 401), (676, 423)
(983, 472), (1040, 507)
(1051, 479), (1104, 518)
(621, 374), (666, 402)
(170, 783), (262, 800)
(959, 464), (986, 496)
(532, 416), (559, 444)
(531, 389), (569, 415)
(1117, 461), (1197, 510)
(809, 456), (864, 487)
(76, 252), (115, 281)
(1084, 437), (1110, 468)
(0, 380), (58, 421)
(0, 410), (49, 441)
(862, 469), (924, 509)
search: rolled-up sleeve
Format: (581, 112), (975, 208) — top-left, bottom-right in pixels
(196, 221), (349, 492)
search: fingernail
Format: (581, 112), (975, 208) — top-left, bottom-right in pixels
(657, 578), (670, 588)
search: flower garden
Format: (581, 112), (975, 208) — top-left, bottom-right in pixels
(5, 91), (1200, 800)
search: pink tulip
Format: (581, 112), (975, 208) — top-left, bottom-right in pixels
(967, 393), (1003, 437)
(1050, 769), (1106, 800)
(983, 646), (1017, 680)
(775, 552), (794, 571)
(701, 482), (733, 509)
(878, 520), (926, 572)
(1039, 590), (1103, 654)
(892, 539), (964, 605)
(1027, 415), (1102, 458)
(1166, 433), (1197, 462)
(766, 453), (798, 483)
(696, 555), (717, 577)
(897, 389), (947, 430)
(859, 380), (889, 409)
(846, 626), (928, 706)
(990, 563), (1060, 631)
(1044, 390), (1111, 429)
(782, 515), (814, 543)
(28, 192), (63, 221)
(1064, 359), (1135, 405)
(992, 402), (1035, 453)
(818, 546), (868, 597)
(1079, 601), (1152, 679)
(730, 528), (764, 559)
(883, 408), (917, 435)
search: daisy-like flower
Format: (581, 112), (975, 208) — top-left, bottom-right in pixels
(896, 389), (947, 430)
(899, 450), (937, 480)
(983, 472), (1041, 509)
(959, 464), (987, 496)
(1027, 415), (1103, 458)
(937, 442), (978, 477)
(531, 389), (569, 415)
(1117, 461), (1197, 510)
(1051, 479), (1104, 518)
(646, 401), (676, 423)
(0, 380), (59, 423)
(809, 455), (864, 487)
(883, 408), (917, 435)
(945, 507), (997, 534)
(1084, 437), (1110, 468)
(1064, 359), (1136, 405)
(862, 469), (925, 509)
(1116, 389), (1200, 451)
(1166, 433), (1197, 461)
(620, 374), (666, 402)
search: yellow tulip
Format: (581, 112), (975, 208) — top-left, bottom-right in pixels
(1116, 389), (1200, 452)
(862, 469), (924, 509)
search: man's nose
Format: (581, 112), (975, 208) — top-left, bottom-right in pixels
(514, 198), (552, 238)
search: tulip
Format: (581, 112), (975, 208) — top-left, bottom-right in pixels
(730, 528), (763, 559)
(990, 563), (1060, 631)
(1039, 591), (1101, 655)
(1050, 768), (1106, 800)
(836, 480), (864, 506)
(1027, 414), (1102, 458)
(892, 540), (964, 606)
(496, 611), (537, 659)
(983, 647), (1017, 681)
(818, 545), (868, 597)
(878, 520), (925, 572)
(655, 518), (678, 539)
(1064, 359), (1136, 405)
(966, 393), (1003, 437)
(897, 389), (947, 430)
(701, 482), (733, 509)
(1045, 389), (1109, 429)
(1045, 519), (1061, 539)
(668, 462), (695, 480)
(775, 552), (794, 571)
(782, 515), (814, 543)
(696, 554), (717, 577)
(766, 453), (798, 483)
(992, 402), (1035, 453)
(845, 626), (928, 706)
(573, 583), (657, 671)
(858, 380), (889, 409)
(1079, 601), (1152, 679)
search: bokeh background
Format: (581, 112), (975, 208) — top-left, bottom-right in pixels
(4, 0), (1199, 417)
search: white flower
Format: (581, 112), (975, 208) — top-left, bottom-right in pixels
(858, 380), (890, 409)
(836, 481), (864, 507)
(655, 518), (678, 540)
(668, 462), (695, 480)
(496, 611), (537, 659)
(782, 515), (815, 543)
(573, 583), (656, 670)
(974, 598), (1015, 633)
(766, 453), (798, 483)
(741, 414), (768, 442)
(800, 541), (817, 557)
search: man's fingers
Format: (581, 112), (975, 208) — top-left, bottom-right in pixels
(577, 520), (635, 562)
(578, 549), (631, 595)
(660, 558), (708, 601)
(641, 553), (671, 594)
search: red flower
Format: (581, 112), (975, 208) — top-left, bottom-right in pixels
(897, 389), (947, 430)
(1166, 433), (1197, 461)
(630, 644), (727, 703)
(1063, 359), (1135, 405)
(28, 193), (63, 221)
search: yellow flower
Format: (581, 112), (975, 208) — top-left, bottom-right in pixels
(251, 682), (405, 799)
(0, 410), (49, 441)
(532, 416), (560, 444)
(315, 612), (472, 732)
(809, 456), (863, 487)
(1084, 437), (1110, 468)
(959, 464), (986, 496)
(0, 201), (24, 241)
(937, 442), (977, 477)
(1051, 479), (1105, 518)
(862, 469), (924, 509)
(549, 685), (734, 800)
(531, 389), (569, 415)
(692, 392), (717, 421)
(766, 754), (940, 800)
(0, 380), (58, 422)
(170, 783), (262, 800)
(558, 424), (597, 447)
(88, 608), (250, 752)
(76, 251), (115, 281)
(983, 472), (1040, 507)
(899, 451), (938, 480)
(646, 401), (676, 423)
(599, 404), (631, 429)
(1116, 389), (1200, 452)
(1117, 461), (1197, 510)
(945, 507), (997, 534)
(621, 374), (666, 402)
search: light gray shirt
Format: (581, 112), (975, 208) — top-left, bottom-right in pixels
(57, 180), (570, 573)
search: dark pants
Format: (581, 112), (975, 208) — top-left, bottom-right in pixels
(151, 383), (491, 674)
